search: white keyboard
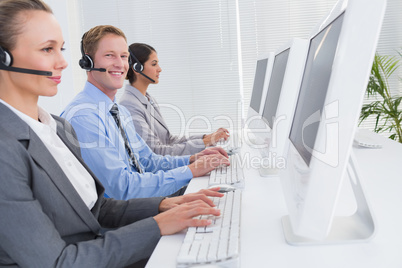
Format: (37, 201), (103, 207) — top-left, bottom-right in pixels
(209, 154), (245, 187)
(176, 190), (242, 268)
(354, 129), (382, 148)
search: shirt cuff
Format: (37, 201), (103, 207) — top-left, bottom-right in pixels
(180, 165), (194, 179)
(184, 155), (191, 165)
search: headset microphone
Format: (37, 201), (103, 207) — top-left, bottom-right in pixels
(138, 70), (155, 83)
(0, 46), (52, 76)
(87, 67), (106, 72)
(129, 50), (155, 83)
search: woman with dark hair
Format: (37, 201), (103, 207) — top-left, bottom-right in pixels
(119, 43), (230, 156)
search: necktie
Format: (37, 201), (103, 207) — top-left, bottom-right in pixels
(110, 104), (143, 173)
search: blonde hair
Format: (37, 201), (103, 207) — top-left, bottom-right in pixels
(0, 0), (52, 51)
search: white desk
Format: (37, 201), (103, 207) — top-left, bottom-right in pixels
(146, 130), (402, 268)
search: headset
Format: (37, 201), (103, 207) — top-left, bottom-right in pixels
(129, 49), (155, 83)
(78, 33), (106, 72)
(0, 45), (52, 76)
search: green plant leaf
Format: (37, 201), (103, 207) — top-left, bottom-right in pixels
(360, 51), (402, 143)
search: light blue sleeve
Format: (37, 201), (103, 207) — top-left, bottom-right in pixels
(66, 112), (193, 200)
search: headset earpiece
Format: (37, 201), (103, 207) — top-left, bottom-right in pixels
(133, 62), (143, 72)
(129, 50), (144, 72)
(79, 36), (94, 70)
(0, 46), (13, 67)
(79, 53), (94, 70)
(78, 33), (106, 72)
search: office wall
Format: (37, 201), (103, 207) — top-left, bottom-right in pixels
(42, 0), (402, 134)
(66, 0), (345, 135)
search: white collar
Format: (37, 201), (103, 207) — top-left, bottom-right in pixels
(0, 99), (57, 133)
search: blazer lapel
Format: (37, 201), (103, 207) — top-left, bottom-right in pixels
(53, 116), (106, 209)
(146, 95), (170, 132)
(26, 129), (101, 233)
(129, 86), (171, 132)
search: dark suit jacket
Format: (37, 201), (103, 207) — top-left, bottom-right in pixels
(0, 103), (163, 268)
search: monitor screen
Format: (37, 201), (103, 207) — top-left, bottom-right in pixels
(262, 49), (290, 129)
(249, 58), (269, 113)
(289, 13), (344, 166)
(281, 0), (385, 244)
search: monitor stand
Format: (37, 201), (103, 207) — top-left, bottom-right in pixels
(258, 166), (279, 177)
(281, 151), (376, 245)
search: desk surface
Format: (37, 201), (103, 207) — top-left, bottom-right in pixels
(146, 130), (402, 268)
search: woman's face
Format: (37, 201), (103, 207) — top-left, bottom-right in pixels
(142, 51), (162, 84)
(7, 10), (67, 98)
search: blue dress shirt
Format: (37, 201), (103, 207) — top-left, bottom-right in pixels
(60, 82), (193, 199)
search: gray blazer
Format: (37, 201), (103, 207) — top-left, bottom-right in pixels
(119, 84), (205, 156)
(0, 103), (163, 268)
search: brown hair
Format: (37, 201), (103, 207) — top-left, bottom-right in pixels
(82, 25), (127, 59)
(127, 43), (157, 84)
(0, 0), (52, 51)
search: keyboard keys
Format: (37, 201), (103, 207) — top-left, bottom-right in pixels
(176, 190), (242, 267)
(208, 154), (245, 186)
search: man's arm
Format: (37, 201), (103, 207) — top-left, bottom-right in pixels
(68, 114), (192, 199)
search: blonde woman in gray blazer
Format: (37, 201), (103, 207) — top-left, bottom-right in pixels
(119, 43), (230, 156)
(0, 1), (222, 267)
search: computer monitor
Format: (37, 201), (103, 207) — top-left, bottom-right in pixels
(261, 49), (289, 131)
(280, 0), (386, 244)
(244, 53), (275, 146)
(253, 38), (309, 176)
(249, 56), (271, 116)
(264, 38), (309, 172)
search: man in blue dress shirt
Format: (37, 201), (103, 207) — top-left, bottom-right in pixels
(61, 25), (229, 200)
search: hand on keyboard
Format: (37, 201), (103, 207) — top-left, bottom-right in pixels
(159, 188), (225, 212)
(177, 190), (242, 267)
(191, 147), (229, 161)
(202, 128), (230, 147)
(154, 200), (221, 235)
(189, 154), (230, 178)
